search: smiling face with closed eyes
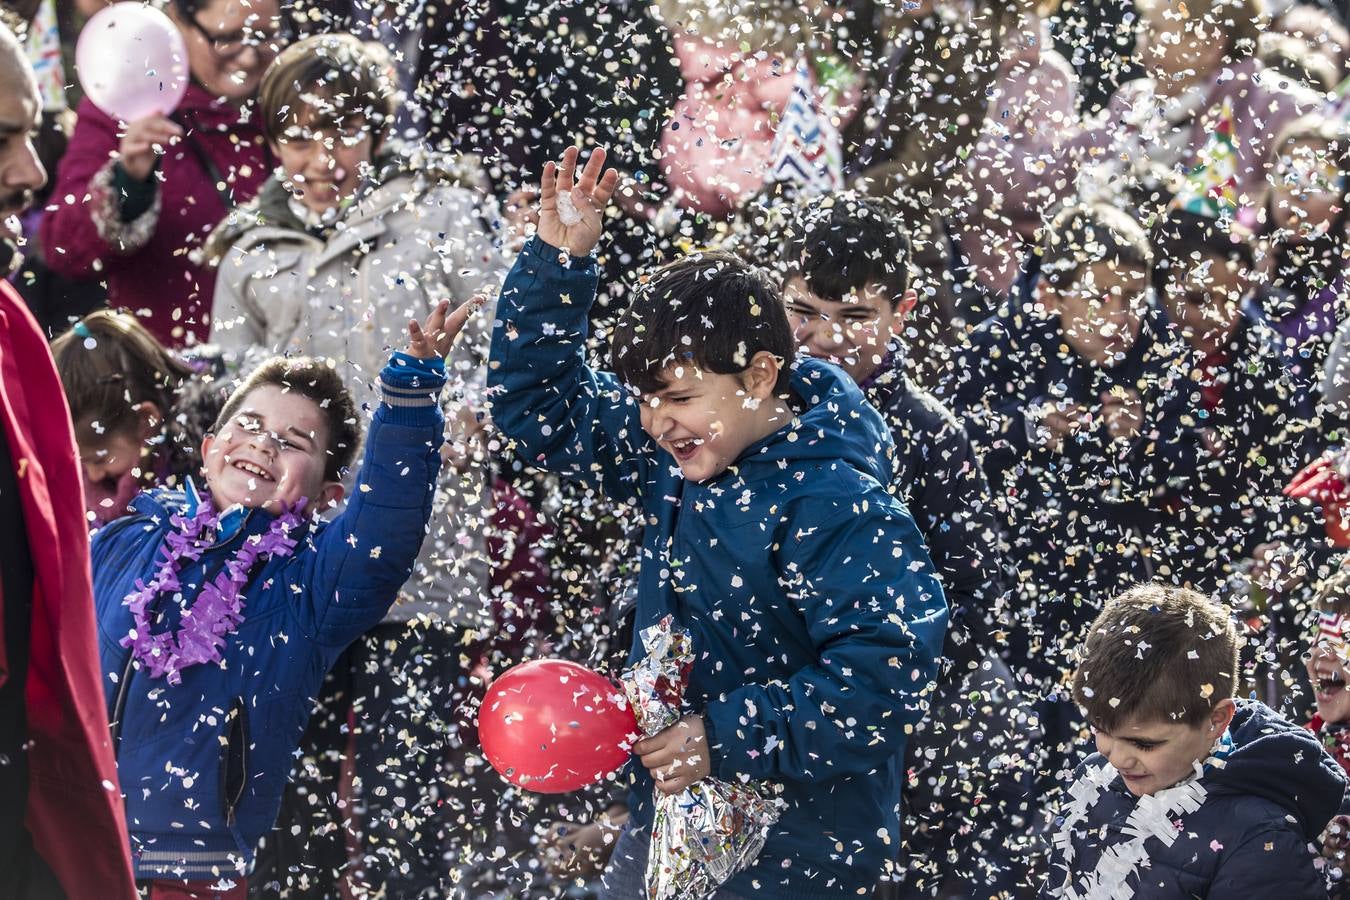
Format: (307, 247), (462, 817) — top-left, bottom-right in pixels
(200, 384), (344, 514)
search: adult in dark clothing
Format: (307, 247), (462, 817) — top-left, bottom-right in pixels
(0, 22), (135, 899)
(842, 0), (1019, 380)
(781, 193), (1032, 897)
(1049, 0), (1142, 115)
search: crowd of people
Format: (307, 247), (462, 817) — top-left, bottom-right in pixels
(7, 0), (1350, 897)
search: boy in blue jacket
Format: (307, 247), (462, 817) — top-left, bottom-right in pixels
(1046, 582), (1345, 899)
(487, 145), (947, 898)
(89, 300), (472, 892)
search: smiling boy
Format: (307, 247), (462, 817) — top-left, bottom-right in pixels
(488, 146), (947, 898)
(87, 300), (470, 894)
(1046, 583), (1345, 899)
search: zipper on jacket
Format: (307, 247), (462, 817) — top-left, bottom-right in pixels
(108, 511), (257, 751)
(222, 698), (249, 828)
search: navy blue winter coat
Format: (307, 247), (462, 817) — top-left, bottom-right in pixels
(90, 355), (446, 881)
(866, 352), (1008, 655)
(942, 299), (1195, 675)
(487, 237), (948, 899)
(1045, 700), (1346, 899)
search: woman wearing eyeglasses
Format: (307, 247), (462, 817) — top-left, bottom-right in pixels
(40, 0), (287, 349)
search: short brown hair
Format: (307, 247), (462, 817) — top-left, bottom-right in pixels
(213, 357), (359, 482)
(1072, 583), (1239, 732)
(53, 310), (193, 440)
(257, 33), (396, 150)
(1039, 202), (1154, 291)
(1315, 568), (1350, 618)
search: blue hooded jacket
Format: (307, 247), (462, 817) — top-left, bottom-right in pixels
(488, 237), (948, 898)
(89, 354), (446, 881)
(1045, 700), (1347, 899)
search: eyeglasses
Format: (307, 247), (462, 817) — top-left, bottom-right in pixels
(187, 14), (288, 60)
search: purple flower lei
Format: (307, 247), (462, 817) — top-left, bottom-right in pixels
(120, 496), (306, 685)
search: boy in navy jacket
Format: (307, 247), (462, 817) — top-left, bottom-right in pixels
(1046, 583), (1345, 899)
(487, 146), (947, 898)
(89, 301), (472, 891)
(944, 202), (1196, 679)
(1151, 207), (1318, 591)
(943, 202), (1198, 798)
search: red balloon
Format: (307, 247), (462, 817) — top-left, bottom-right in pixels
(478, 659), (638, 794)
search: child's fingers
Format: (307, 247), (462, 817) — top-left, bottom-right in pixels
(576, 146), (607, 194)
(638, 745), (677, 771)
(540, 161), (558, 207)
(407, 318), (427, 353)
(593, 167), (621, 207)
(427, 298), (451, 331)
(438, 297), (481, 347)
(632, 733), (662, 755)
(653, 771), (694, 796)
(557, 146), (580, 195)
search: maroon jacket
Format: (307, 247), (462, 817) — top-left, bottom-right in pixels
(0, 281), (135, 897)
(40, 83), (272, 347)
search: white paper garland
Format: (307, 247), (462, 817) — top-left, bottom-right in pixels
(1051, 751), (1225, 900)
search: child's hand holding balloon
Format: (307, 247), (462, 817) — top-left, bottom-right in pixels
(117, 115), (184, 182)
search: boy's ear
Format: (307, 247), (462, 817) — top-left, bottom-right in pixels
(200, 432), (215, 465)
(893, 290), (918, 328)
(134, 401), (164, 439)
(745, 351), (781, 398)
(1208, 697), (1237, 734)
(314, 480), (345, 513)
(1035, 280), (1060, 315)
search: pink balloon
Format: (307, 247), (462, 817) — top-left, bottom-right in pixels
(76, 4), (189, 122)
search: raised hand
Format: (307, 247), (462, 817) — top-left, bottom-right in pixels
(537, 145), (620, 258)
(117, 114), (184, 182)
(406, 297), (483, 360)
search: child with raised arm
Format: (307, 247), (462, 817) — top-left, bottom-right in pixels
(88, 299), (472, 896)
(487, 146), (947, 898)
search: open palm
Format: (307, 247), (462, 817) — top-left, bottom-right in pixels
(537, 145), (620, 258)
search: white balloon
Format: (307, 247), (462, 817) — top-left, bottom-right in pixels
(76, 3), (190, 123)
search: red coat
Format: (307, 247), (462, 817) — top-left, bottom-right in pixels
(0, 282), (135, 897)
(40, 83), (272, 348)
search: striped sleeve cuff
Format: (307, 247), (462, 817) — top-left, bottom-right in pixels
(379, 352), (447, 423)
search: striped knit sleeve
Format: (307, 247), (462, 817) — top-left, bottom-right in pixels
(378, 351), (447, 425)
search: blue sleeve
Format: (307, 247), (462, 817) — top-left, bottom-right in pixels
(1211, 824), (1328, 899)
(701, 493), (948, 782)
(296, 354), (447, 645)
(486, 236), (652, 504)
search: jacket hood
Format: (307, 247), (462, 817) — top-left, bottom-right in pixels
(1205, 699), (1346, 837)
(727, 355), (893, 486)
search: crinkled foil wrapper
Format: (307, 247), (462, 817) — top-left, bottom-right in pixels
(620, 615), (780, 900)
